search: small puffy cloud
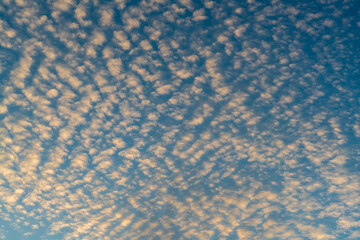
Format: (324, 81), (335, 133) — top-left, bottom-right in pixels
(107, 58), (123, 77)
(149, 30), (161, 40)
(100, 8), (113, 26)
(234, 24), (248, 37)
(55, 65), (82, 89)
(140, 40), (152, 51)
(46, 89), (59, 98)
(309, 230), (336, 240)
(188, 115), (204, 126)
(71, 154), (88, 169)
(330, 155), (347, 165)
(354, 124), (360, 137)
(58, 127), (73, 141)
(43, 47), (57, 60)
(193, 9), (207, 21)
(156, 84), (172, 95)
(217, 35), (228, 43)
(350, 231), (360, 239)
(10, 55), (33, 88)
(112, 138), (126, 149)
(175, 69), (192, 79)
(75, 4), (92, 26)
(183, 55), (198, 62)
(13, 0), (25, 6)
(147, 112), (159, 121)
(216, 86), (230, 96)
(280, 95), (293, 104)
(119, 147), (140, 160)
(6, 29), (16, 38)
(102, 47), (114, 58)
(0, 105), (8, 114)
(237, 228), (254, 238)
(178, 0), (193, 9)
(123, 12), (141, 30)
(86, 46), (97, 57)
(20, 152), (40, 173)
(120, 214), (134, 228)
(52, 0), (75, 11)
(96, 160), (112, 171)
(91, 31), (106, 45)
(94, 74), (108, 86)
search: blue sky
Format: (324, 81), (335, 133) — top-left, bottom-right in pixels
(0, 0), (359, 239)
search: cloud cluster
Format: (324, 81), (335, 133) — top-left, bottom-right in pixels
(0, 0), (359, 239)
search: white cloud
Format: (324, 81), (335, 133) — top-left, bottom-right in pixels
(193, 8), (207, 21)
(58, 127), (73, 141)
(0, 105), (8, 114)
(10, 55), (33, 88)
(175, 69), (192, 79)
(178, 0), (193, 9)
(19, 151), (40, 174)
(55, 65), (82, 89)
(15, 0), (27, 7)
(46, 89), (59, 98)
(119, 147), (140, 160)
(91, 31), (106, 45)
(114, 30), (131, 50)
(100, 8), (113, 26)
(147, 112), (159, 121)
(75, 4), (92, 26)
(112, 138), (126, 149)
(156, 84), (172, 95)
(234, 24), (248, 38)
(71, 154), (88, 169)
(52, 0), (75, 11)
(107, 58), (123, 77)
(140, 40), (152, 51)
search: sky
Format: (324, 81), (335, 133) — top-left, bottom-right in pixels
(0, 0), (359, 239)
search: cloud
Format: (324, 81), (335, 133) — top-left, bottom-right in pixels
(193, 8), (207, 21)
(46, 89), (59, 98)
(55, 65), (83, 89)
(156, 84), (172, 95)
(71, 153), (88, 169)
(0, 105), (8, 114)
(114, 30), (131, 50)
(178, 0), (193, 10)
(139, 40), (152, 51)
(0, 0), (359, 239)
(112, 137), (126, 149)
(91, 31), (106, 46)
(119, 147), (140, 160)
(75, 4), (92, 26)
(100, 8), (114, 26)
(10, 54), (33, 89)
(107, 58), (123, 77)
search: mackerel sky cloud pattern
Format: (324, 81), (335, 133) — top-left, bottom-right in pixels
(0, 0), (359, 239)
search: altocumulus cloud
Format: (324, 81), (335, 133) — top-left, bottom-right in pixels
(0, 0), (359, 239)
